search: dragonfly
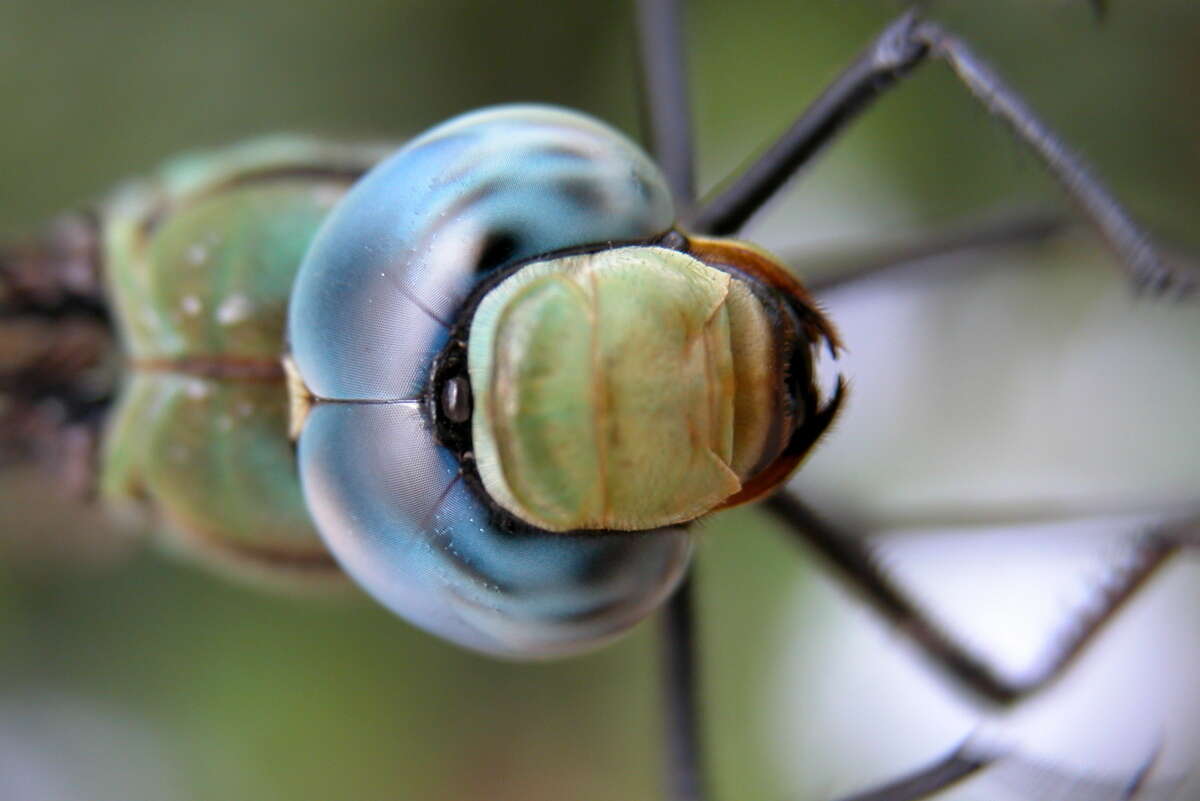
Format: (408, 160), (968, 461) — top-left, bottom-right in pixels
(0, 1), (1197, 799)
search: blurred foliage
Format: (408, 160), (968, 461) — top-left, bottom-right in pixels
(1, 1), (1197, 800)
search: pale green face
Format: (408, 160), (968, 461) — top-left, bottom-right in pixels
(468, 246), (784, 532)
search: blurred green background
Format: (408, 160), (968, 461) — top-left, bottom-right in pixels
(1, 1), (1198, 800)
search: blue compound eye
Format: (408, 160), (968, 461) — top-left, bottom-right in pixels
(289, 105), (676, 402)
(287, 105), (691, 658)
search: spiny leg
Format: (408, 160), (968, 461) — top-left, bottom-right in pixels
(987, 751), (1129, 800)
(828, 740), (997, 801)
(635, 2), (709, 801)
(659, 575), (707, 801)
(635, 0), (695, 208)
(793, 210), (1072, 294)
(687, 11), (1194, 297)
(828, 738), (1186, 801)
(982, 739), (1186, 801)
(763, 491), (1195, 705)
(797, 211), (1196, 294)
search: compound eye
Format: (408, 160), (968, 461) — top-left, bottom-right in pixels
(288, 104), (676, 403)
(297, 402), (692, 657)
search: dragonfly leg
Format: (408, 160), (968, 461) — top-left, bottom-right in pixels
(791, 209), (1200, 301)
(762, 490), (1194, 705)
(794, 211), (1200, 294)
(829, 736), (1185, 801)
(790, 210), (1073, 294)
(687, 11), (1194, 297)
(827, 739), (996, 801)
(912, 20), (1190, 297)
(635, 0), (695, 209)
(658, 576), (709, 801)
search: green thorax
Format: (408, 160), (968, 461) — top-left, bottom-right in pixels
(99, 137), (390, 584)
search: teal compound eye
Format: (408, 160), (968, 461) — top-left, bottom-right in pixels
(287, 106), (692, 658)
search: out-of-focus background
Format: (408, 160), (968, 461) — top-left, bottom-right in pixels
(1, 1), (1198, 800)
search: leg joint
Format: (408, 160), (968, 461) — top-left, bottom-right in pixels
(871, 10), (929, 75)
